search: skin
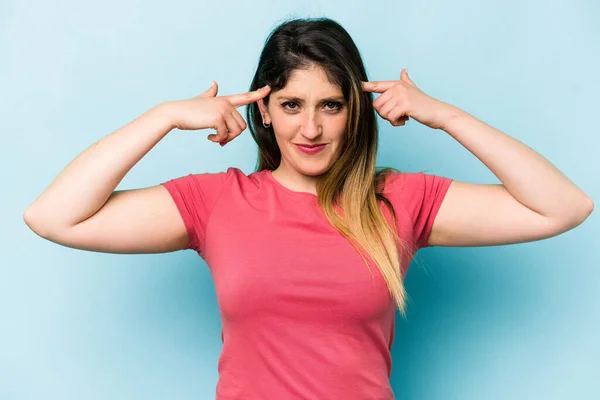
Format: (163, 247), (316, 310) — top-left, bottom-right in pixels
(257, 65), (348, 195)
(362, 69), (593, 246)
(23, 64), (593, 254)
(255, 65), (593, 246)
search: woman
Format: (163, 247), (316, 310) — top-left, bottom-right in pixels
(23, 17), (593, 400)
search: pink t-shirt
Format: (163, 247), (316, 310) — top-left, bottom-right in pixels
(161, 167), (452, 400)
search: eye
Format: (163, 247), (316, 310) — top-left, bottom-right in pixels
(280, 100), (344, 112)
(324, 101), (343, 111)
(281, 101), (299, 110)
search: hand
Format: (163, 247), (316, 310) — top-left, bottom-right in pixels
(161, 81), (271, 145)
(362, 69), (453, 130)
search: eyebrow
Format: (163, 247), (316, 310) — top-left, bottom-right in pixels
(276, 95), (345, 102)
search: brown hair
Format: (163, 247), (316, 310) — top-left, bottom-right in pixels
(246, 17), (412, 316)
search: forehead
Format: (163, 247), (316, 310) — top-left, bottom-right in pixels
(274, 66), (342, 98)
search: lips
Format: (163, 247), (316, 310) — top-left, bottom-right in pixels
(296, 144), (327, 148)
(295, 143), (327, 155)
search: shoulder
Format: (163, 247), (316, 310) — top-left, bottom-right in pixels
(162, 167), (271, 196)
(379, 170), (453, 249)
(379, 169), (453, 214)
(162, 166), (249, 185)
(380, 170), (449, 193)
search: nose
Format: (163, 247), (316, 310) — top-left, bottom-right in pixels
(301, 112), (322, 140)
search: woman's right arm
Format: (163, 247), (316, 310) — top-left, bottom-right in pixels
(22, 104), (190, 253)
(23, 83), (271, 254)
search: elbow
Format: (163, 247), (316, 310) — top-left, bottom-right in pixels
(547, 196), (594, 234)
(23, 207), (52, 239)
(24, 207), (40, 235)
(578, 195), (594, 222)
(23, 207), (35, 230)
(24, 206), (76, 240)
(574, 196), (594, 227)
(583, 196), (594, 220)
(562, 196), (594, 230)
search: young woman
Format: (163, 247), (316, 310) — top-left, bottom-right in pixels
(23, 17), (593, 400)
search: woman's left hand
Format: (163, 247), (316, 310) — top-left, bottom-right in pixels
(362, 69), (455, 130)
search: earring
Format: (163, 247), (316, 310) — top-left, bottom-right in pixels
(262, 117), (271, 128)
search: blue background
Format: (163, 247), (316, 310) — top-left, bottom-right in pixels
(2, 0), (598, 398)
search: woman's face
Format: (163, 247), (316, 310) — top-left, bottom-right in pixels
(258, 65), (348, 180)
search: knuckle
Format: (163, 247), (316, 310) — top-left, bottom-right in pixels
(218, 99), (230, 110)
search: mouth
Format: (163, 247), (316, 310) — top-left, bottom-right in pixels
(295, 143), (327, 155)
(295, 143), (327, 148)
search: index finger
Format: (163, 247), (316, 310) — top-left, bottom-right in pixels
(361, 80), (397, 93)
(227, 85), (272, 107)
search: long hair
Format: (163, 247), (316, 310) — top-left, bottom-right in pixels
(246, 17), (413, 316)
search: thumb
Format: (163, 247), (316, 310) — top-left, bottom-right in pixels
(196, 81), (219, 98)
(400, 69), (416, 87)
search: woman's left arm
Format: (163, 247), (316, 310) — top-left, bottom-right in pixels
(363, 70), (594, 247)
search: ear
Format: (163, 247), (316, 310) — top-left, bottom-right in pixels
(257, 98), (270, 121)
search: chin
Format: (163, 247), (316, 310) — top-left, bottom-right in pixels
(292, 160), (332, 177)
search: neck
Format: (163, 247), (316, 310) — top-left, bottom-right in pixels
(271, 164), (321, 195)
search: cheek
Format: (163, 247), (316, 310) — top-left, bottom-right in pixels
(272, 124), (296, 143)
(271, 123), (295, 147)
(271, 112), (296, 131)
(333, 115), (348, 137)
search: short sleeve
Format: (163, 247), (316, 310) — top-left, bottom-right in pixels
(384, 171), (453, 249)
(160, 168), (232, 254)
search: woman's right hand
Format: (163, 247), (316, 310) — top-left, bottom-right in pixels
(161, 81), (271, 145)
